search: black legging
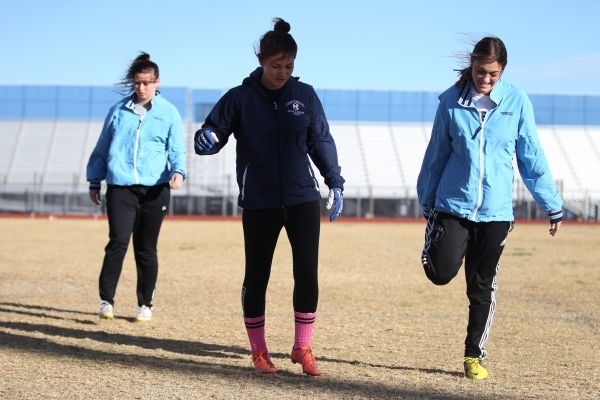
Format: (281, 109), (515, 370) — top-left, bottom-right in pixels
(99, 184), (170, 308)
(241, 200), (320, 318)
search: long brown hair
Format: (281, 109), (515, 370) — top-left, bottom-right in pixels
(117, 52), (160, 95)
(455, 37), (507, 89)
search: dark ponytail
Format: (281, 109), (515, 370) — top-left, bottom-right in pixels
(255, 18), (297, 61)
(454, 37), (507, 89)
(117, 52), (160, 94)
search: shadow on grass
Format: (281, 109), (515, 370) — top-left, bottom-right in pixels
(0, 330), (489, 400)
(0, 320), (247, 359)
(0, 306), (96, 325)
(0, 302), (93, 316)
(0, 302), (464, 375)
(0, 302), (486, 399)
(0, 301), (171, 324)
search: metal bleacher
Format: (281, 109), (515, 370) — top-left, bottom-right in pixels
(390, 123), (430, 195)
(1, 85), (599, 218)
(330, 123), (369, 195)
(359, 123), (402, 195)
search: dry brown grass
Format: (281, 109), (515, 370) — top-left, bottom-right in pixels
(0, 217), (598, 399)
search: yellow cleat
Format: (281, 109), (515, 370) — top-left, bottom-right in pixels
(462, 357), (488, 380)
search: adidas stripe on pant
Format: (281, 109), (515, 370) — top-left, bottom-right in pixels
(421, 211), (512, 359)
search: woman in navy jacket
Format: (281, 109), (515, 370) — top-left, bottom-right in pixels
(195, 18), (344, 376)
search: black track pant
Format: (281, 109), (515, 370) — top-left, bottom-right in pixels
(241, 200), (320, 318)
(421, 211), (512, 359)
(99, 184), (170, 308)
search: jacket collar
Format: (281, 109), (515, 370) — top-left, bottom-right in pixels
(125, 90), (161, 110)
(457, 80), (505, 107)
(244, 67), (299, 101)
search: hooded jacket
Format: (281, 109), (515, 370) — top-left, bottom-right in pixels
(87, 92), (186, 187)
(417, 80), (563, 223)
(195, 67), (345, 209)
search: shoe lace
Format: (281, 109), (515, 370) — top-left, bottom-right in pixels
(137, 305), (151, 316)
(253, 350), (273, 367)
(301, 347), (316, 364)
(461, 357), (482, 370)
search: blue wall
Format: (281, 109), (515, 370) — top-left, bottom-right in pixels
(315, 90), (440, 123)
(1, 85), (599, 125)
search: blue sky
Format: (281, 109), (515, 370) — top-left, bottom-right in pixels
(1, 0), (599, 95)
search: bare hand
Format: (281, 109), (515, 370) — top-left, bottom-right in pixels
(89, 190), (101, 205)
(549, 221), (561, 237)
(170, 173), (184, 190)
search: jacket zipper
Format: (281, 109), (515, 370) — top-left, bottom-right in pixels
(133, 114), (144, 185)
(274, 101), (284, 207)
(472, 118), (485, 221)
(471, 107), (496, 221)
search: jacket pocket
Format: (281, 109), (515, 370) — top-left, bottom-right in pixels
(283, 157), (320, 196)
(306, 160), (319, 191)
(241, 164), (248, 200)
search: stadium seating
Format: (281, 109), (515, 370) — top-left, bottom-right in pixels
(1, 119), (598, 201)
(1, 85), (599, 218)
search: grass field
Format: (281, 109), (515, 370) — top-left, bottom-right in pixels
(0, 217), (598, 399)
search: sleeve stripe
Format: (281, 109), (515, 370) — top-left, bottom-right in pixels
(549, 209), (563, 223)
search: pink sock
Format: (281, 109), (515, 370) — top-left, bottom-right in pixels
(294, 311), (316, 350)
(244, 315), (267, 353)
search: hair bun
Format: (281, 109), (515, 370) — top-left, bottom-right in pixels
(134, 52), (151, 63)
(272, 18), (290, 33)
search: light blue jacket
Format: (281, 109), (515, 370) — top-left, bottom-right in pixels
(417, 80), (563, 223)
(87, 92), (186, 187)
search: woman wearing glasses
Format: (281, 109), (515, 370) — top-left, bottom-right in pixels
(87, 53), (186, 323)
(417, 37), (562, 380)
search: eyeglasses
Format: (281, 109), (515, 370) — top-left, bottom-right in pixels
(133, 80), (157, 86)
(473, 66), (502, 79)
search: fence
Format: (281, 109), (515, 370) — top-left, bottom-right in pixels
(2, 180), (598, 221)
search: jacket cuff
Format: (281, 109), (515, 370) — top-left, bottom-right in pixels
(548, 209), (563, 224)
(173, 171), (186, 180)
(422, 206), (432, 219)
(325, 177), (345, 191)
(89, 180), (101, 191)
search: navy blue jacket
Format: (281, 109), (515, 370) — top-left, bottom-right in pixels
(195, 68), (345, 209)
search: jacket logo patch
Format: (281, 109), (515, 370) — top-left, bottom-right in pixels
(500, 112), (513, 115)
(286, 100), (305, 116)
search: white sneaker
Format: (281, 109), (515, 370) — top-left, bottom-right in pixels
(135, 305), (153, 322)
(99, 300), (114, 320)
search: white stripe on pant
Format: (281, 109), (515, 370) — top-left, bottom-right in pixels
(421, 211), (511, 359)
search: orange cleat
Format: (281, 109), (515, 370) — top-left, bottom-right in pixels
(290, 345), (322, 376)
(252, 348), (277, 375)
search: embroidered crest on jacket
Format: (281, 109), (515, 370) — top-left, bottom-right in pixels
(286, 100), (305, 116)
